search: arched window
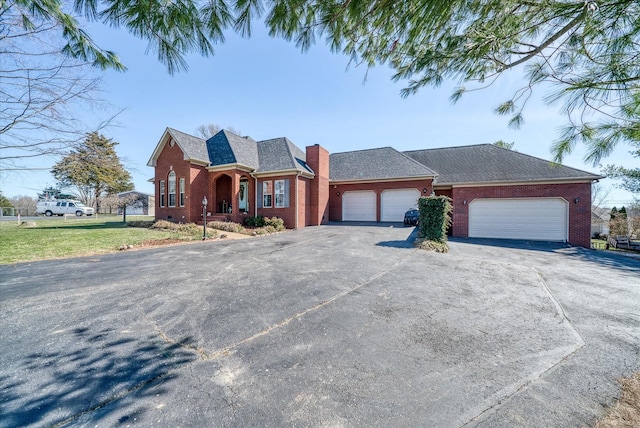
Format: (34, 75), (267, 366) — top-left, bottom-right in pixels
(168, 171), (176, 207)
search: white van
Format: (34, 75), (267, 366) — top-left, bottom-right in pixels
(36, 200), (94, 217)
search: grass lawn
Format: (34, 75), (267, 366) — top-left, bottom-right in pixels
(0, 216), (208, 264)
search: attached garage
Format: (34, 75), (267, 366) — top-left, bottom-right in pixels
(468, 198), (568, 242)
(381, 188), (420, 222)
(342, 191), (377, 221)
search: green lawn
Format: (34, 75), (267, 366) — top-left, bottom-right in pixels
(0, 217), (207, 264)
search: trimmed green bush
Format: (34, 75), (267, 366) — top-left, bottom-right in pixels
(417, 196), (452, 243)
(264, 216), (285, 231)
(245, 216), (285, 232)
(245, 215), (265, 227)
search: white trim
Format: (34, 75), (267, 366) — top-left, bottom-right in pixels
(437, 178), (599, 188)
(330, 175), (435, 185)
(206, 163), (254, 173)
(253, 169), (314, 179)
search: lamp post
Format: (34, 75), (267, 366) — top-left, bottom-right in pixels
(202, 196), (208, 240)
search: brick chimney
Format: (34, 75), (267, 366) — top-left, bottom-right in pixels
(306, 144), (329, 225)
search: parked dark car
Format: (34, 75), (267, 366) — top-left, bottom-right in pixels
(404, 208), (419, 226)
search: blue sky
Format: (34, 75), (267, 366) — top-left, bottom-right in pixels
(2, 21), (637, 207)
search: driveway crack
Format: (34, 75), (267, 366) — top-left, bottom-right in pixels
(460, 267), (587, 426)
(203, 249), (418, 360)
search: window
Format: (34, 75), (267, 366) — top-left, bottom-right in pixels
(168, 171), (176, 207)
(275, 180), (286, 208)
(263, 181), (272, 208)
(160, 180), (165, 207)
(179, 178), (185, 207)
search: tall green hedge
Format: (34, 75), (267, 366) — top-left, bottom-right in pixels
(418, 196), (452, 243)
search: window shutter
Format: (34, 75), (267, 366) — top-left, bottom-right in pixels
(257, 181), (263, 208)
(284, 179), (290, 208)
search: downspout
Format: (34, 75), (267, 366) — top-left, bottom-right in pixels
(252, 174), (258, 217)
(295, 172), (300, 229)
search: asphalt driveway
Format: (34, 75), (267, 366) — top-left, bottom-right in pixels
(1, 224), (638, 427)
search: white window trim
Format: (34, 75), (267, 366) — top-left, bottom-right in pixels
(160, 180), (165, 208)
(275, 179), (285, 208)
(168, 171), (176, 208)
(179, 178), (185, 207)
(263, 181), (273, 208)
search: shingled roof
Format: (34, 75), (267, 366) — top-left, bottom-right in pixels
(166, 128), (209, 163)
(404, 144), (602, 185)
(206, 130), (259, 168)
(256, 137), (314, 174)
(329, 147), (437, 181)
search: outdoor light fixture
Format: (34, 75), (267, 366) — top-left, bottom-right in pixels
(202, 196), (208, 240)
(423, 188), (428, 193)
(463, 200), (467, 205)
(336, 191), (341, 196)
(574, 197), (580, 204)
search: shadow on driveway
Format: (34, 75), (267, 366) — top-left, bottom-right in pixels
(0, 324), (196, 427)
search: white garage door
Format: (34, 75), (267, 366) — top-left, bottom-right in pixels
(469, 198), (568, 241)
(342, 191), (377, 221)
(381, 189), (420, 222)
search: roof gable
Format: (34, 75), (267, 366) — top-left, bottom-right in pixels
(256, 137), (314, 175)
(206, 130), (259, 168)
(404, 144), (602, 185)
(147, 128), (208, 167)
(329, 147), (437, 182)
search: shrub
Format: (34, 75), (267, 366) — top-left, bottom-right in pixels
(150, 220), (216, 238)
(127, 220), (154, 228)
(245, 216), (265, 227)
(414, 238), (449, 253)
(151, 220), (180, 230)
(264, 216), (285, 231)
(417, 196), (452, 243)
(208, 221), (248, 234)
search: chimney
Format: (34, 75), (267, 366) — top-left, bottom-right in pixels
(306, 144), (330, 225)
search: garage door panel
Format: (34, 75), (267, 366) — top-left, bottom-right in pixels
(469, 198), (567, 241)
(381, 189), (420, 222)
(343, 191), (376, 221)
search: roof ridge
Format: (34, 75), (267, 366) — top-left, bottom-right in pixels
(331, 146), (396, 156)
(404, 143), (490, 153)
(167, 127), (205, 142)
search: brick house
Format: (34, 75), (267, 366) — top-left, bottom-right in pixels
(148, 128), (602, 247)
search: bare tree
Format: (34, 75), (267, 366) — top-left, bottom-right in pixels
(195, 123), (242, 139)
(9, 195), (38, 216)
(0, 2), (121, 172)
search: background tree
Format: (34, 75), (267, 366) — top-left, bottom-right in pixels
(9, 195), (38, 216)
(1, 1), (122, 172)
(493, 141), (515, 150)
(609, 206), (629, 237)
(195, 123), (243, 139)
(99, 193), (145, 221)
(51, 132), (133, 209)
(0, 192), (14, 209)
(37, 186), (76, 200)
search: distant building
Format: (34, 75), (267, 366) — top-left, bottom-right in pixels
(118, 191), (155, 216)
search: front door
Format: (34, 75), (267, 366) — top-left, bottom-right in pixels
(239, 180), (248, 212)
